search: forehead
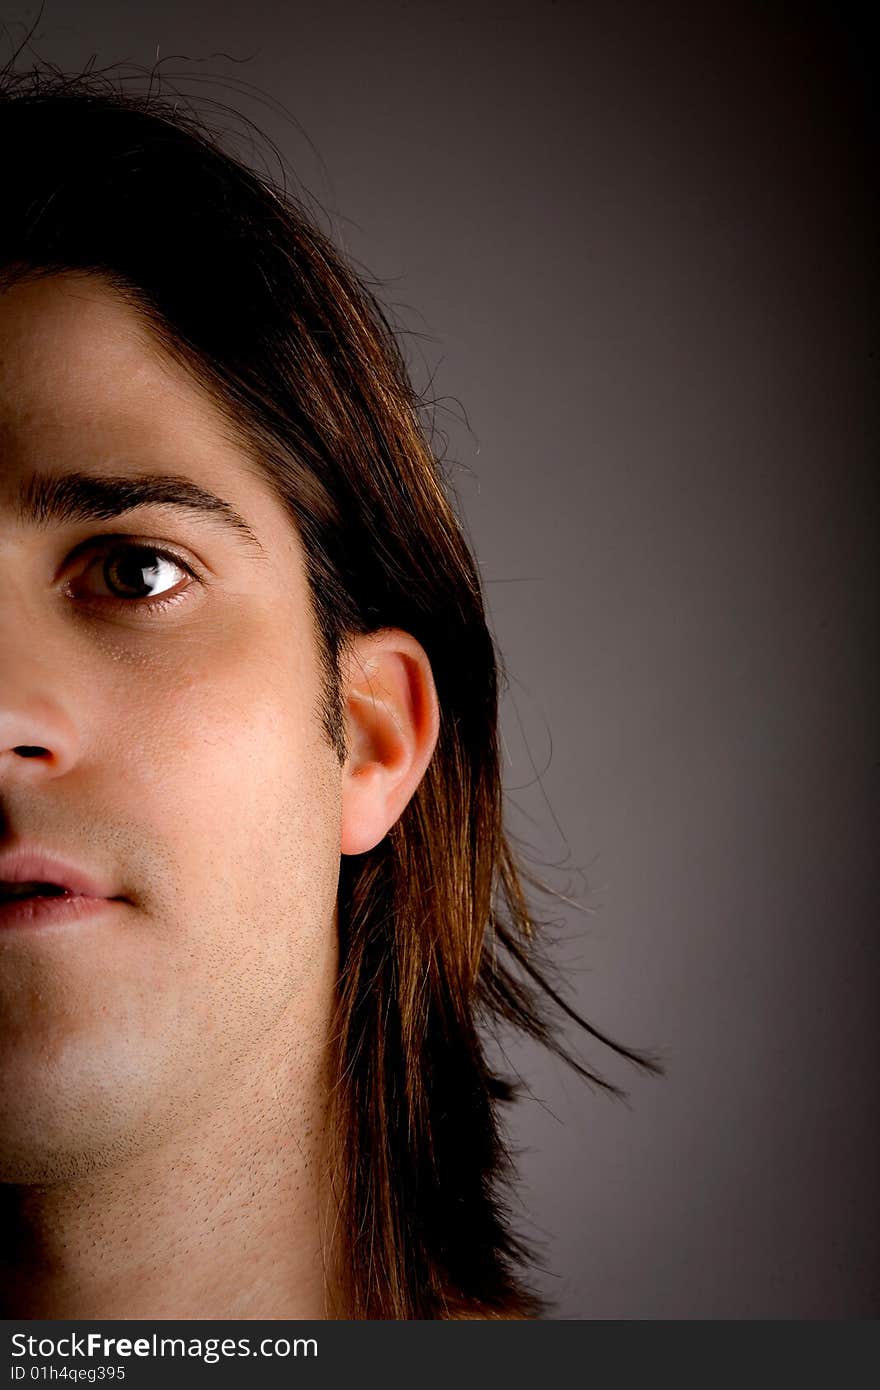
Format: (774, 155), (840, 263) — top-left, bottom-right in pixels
(0, 272), (289, 549)
(1, 272), (205, 436)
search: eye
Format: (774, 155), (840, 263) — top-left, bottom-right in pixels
(65, 540), (202, 613)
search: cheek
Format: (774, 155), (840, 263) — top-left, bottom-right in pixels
(93, 606), (317, 785)
(87, 608), (338, 924)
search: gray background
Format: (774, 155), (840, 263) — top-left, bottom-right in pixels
(3, 0), (877, 1319)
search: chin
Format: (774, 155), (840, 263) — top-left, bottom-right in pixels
(0, 1136), (119, 1185)
(0, 1147), (93, 1186)
(0, 1091), (164, 1185)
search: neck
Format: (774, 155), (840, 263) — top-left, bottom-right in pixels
(0, 1041), (343, 1320)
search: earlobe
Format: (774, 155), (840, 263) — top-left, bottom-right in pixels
(339, 629), (440, 856)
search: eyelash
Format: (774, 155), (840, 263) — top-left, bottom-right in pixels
(64, 538), (204, 617)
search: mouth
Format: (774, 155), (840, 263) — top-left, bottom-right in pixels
(0, 885), (120, 932)
(0, 882), (79, 903)
(0, 844), (120, 902)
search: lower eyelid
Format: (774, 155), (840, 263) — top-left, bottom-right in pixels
(102, 587), (197, 618)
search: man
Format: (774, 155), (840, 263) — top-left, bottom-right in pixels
(0, 65), (660, 1320)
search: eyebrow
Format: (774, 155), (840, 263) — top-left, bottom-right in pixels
(14, 469), (266, 556)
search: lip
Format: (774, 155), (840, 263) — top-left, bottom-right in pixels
(0, 893), (121, 932)
(0, 842), (121, 900)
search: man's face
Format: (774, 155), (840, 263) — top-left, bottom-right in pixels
(0, 273), (344, 1182)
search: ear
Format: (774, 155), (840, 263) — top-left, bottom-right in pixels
(339, 628), (441, 856)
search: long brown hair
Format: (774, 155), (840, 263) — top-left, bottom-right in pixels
(0, 50), (665, 1319)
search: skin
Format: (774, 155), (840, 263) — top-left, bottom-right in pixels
(0, 273), (440, 1319)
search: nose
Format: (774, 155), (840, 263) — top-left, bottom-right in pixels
(0, 693), (79, 780)
(0, 562), (83, 778)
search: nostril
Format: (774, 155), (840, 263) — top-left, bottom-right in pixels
(13, 747), (48, 758)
